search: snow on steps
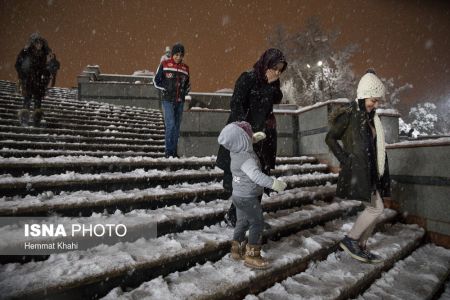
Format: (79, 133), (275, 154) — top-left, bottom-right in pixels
(0, 110), (165, 129)
(0, 131), (165, 147)
(0, 159), (325, 178)
(0, 199), (367, 299)
(357, 244), (450, 300)
(0, 124), (165, 141)
(0, 92), (163, 119)
(0, 182), (226, 216)
(0, 118), (165, 135)
(101, 210), (402, 300)
(0, 148), (166, 158)
(0, 99), (163, 124)
(250, 228), (425, 300)
(0, 155), (317, 174)
(0, 186), (337, 254)
(0, 140), (165, 153)
(0, 167), (337, 198)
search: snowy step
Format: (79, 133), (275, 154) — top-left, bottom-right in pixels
(0, 118), (165, 135)
(0, 96), (160, 117)
(0, 155), (216, 176)
(0, 182), (227, 216)
(101, 209), (400, 300)
(0, 148), (166, 159)
(0, 139), (165, 153)
(0, 167), (336, 197)
(0, 92), (162, 116)
(0, 156), (325, 177)
(0, 124), (164, 142)
(0, 104), (164, 128)
(0, 186), (338, 254)
(0, 131), (164, 148)
(357, 244), (450, 300)
(0, 96), (163, 121)
(253, 226), (425, 300)
(0, 182), (334, 219)
(0, 200), (365, 300)
(0, 110), (165, 129)
(0, 167), (223, 197)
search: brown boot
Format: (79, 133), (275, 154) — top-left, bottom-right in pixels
(230, 240), (246, 261)
(244, 244), (270, 269)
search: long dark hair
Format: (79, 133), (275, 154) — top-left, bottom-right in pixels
(253, 48), (287, 84)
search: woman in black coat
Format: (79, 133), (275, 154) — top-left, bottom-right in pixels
(325, 70), (391, 263)
(216, 48), (287, 226)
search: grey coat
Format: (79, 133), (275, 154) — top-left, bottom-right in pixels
(218, 123), (274, 198)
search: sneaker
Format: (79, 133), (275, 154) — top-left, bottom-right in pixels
(339, 236), (369, 262)
(362, 250), (383, 263)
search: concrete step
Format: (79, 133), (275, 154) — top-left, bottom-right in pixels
(0, 148), (166, 158)
(100, 209), (400, 300)
(0, 89), (160, 115)
(0, 199), (365, 300)
(0, 166), (337, 197)
(0, 94), (163, 121)
(0, 140), (165, 154)
(0, 110), (165, 129)
(0, 124), (164, 142)
(0, 155), (216, 176)
(0, 187), (337, 256)
(0, 155), (322, 177)
(0, 180), (335, 217)
(0, 117), (165, 135)
(0, 131), (164, 149)
(357, 244), (450, 300)
(253, 225), (425, 300)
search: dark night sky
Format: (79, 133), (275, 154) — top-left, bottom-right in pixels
(1, 0), (449, 114)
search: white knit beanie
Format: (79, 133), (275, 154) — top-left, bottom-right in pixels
(356, 72), (385, 99)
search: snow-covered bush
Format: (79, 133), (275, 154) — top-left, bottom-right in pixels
(408, 102), (438, 135)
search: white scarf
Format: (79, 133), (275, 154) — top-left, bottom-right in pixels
(374, 113), (386, 177)
(355, 99), (386, 177)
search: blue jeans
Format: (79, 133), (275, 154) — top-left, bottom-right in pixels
(232, 195), (264, 245)
(162, 100), (184, 157)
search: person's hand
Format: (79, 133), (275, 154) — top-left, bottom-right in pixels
(265, 69), (280, 83)
(272, 179), (287, 192)
(252, 131), (266, 143)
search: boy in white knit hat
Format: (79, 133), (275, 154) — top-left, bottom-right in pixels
(325, 69), (391, 263)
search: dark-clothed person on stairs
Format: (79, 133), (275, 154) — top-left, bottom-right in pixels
(218, 121), (287, 269)
(15, 32), (51, 126)
(325, 69), (391, 263)
(216, 48), (287, 226)
(47, 51), (60, 88)
(154, 43), (190, 158)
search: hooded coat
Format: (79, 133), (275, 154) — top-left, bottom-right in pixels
(325, 101), (391, 202)
(218, 123), (274, 198)
(15, 33), (51, 99)
(216, 49), (287, 180)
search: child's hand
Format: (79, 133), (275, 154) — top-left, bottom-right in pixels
(252, 131), (266, 143)
(272, 179), (287, 192)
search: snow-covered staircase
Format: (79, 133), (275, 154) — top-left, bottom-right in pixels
(0, 80), (449, 300)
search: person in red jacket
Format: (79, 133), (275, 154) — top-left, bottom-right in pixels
(154, 43), (190, 158)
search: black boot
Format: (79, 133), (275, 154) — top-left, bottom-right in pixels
(31, 109), (44, 127)
(224, 203), (237, 227)
(18, 109), (30, 126)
